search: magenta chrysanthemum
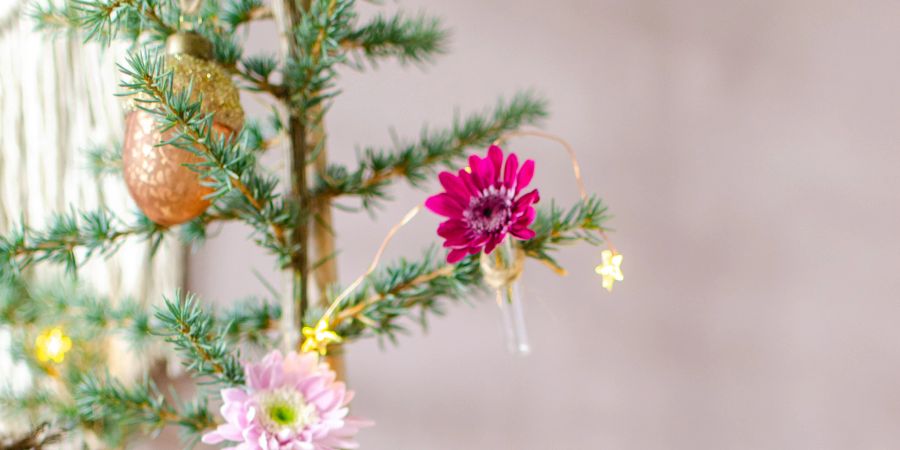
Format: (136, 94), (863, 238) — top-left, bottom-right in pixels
(426, 145), (540, 263)
(202, 350), (371, 450)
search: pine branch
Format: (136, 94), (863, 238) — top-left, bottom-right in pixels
(153, 292), (245, 385)
(312, 92), (549, 209)
(75, 374), (216, 438)
(283, 0), (355, 114)
(226, 55), (288, 98)
(203, 29), (244, 67)
(521, 195), (610, 273)
(0, 209), (164, 275)
(0, 387), (74, 427)
(0, 422), (66, 450)
(85, 143), (123, 177)
(0, 277), (155, 360)
(329, 247), (482, 343)
(118, 50), (294, 266)
(30, 1), (79, 35)
(219, 297), (281, 346)
(221, 0), (273, 30)
(345, 12), (448, 66)
(71, 0), (175, 45)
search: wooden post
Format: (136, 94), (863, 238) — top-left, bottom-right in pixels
(275, 0), (346, 379)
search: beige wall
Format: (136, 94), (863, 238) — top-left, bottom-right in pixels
(189, 0), (900, 448)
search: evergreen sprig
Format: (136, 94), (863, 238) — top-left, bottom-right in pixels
(330, 248), (481, 344)
(283, 0), (355, 114)
(31, 1), (79, 35)
(85, 142), (123, 177)
(0, 388), (72, 426)
(219, 297), (281, 346)
(346, 12), (448, 66)
(72, 0), (175, 45)
(153, 292), (245, 385)
(0, 421), (66, 450)
(204, 30), (244, 67)
(521, 195), (610, 273)
(75, 373), (216, 438)
(312, 92), (549, 209)
(0, 209), (163, 276)
(221, 0), (271, 30)
(0, 277), (143, 331)
(227, 55), (288, 97)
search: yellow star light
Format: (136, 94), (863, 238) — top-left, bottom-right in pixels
(35, 327), (72, 364)
(594, 249), (624, 292)
(301, 319), (343, 356)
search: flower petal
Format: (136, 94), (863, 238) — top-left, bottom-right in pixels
(511, 227), (536, 240)
(469, 155), (496, 188)
(516, 159), (535, 193)
(442, 232), (473, 247)
(503, 153), (519, 189)
(515, 206), (537, 226)
(487, 145), (504, 175)
(467, 155), (486, 190)
(425, 193), (464, 218)
(447, 248), (470, 263)
(514, 189), (540, 212)
(202, 431), (226, 444)
(483, 235), (504, 254)
(437, 220), (468, 239)
(438, 172), (470, 201)
(458, 169), (480, 196)
(222, 388), (249, 403)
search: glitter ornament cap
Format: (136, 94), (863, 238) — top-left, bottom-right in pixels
(162, 32), (244, 131)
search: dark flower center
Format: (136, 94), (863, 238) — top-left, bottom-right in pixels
(465, 188), (513, 235)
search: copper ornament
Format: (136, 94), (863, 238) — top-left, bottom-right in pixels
(122, 32), (244, 226)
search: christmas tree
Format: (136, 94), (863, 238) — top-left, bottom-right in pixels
(0, 0), (621, 448)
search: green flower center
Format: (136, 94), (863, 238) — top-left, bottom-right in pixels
(256, 387), (318, 433)
(268, 402), (297, 426)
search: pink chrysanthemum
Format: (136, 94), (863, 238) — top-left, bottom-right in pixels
(202, 350), (371, 450)
(426, 145), (540, 263)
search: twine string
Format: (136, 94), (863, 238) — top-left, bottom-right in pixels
(322, 205), (423, 321)
(479, 242), (525, 291)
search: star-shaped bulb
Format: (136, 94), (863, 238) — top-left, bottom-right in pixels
(35, 327), (72, 364)
(301, 318), (343, 356)
(595, 249), (624, 292)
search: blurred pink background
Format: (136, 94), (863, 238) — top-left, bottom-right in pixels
(186, 0), (900, 448)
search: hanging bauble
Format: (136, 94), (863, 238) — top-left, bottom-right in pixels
(122, 31), (244, 226)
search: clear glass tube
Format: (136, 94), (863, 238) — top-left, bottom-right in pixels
(482, 237), (531, 356)
(496, 280), (531, 355)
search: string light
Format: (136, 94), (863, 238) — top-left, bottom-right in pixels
(35, 327), (72, 364)
(595, 249), (624, 292)
(301, 319), (342, 356)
